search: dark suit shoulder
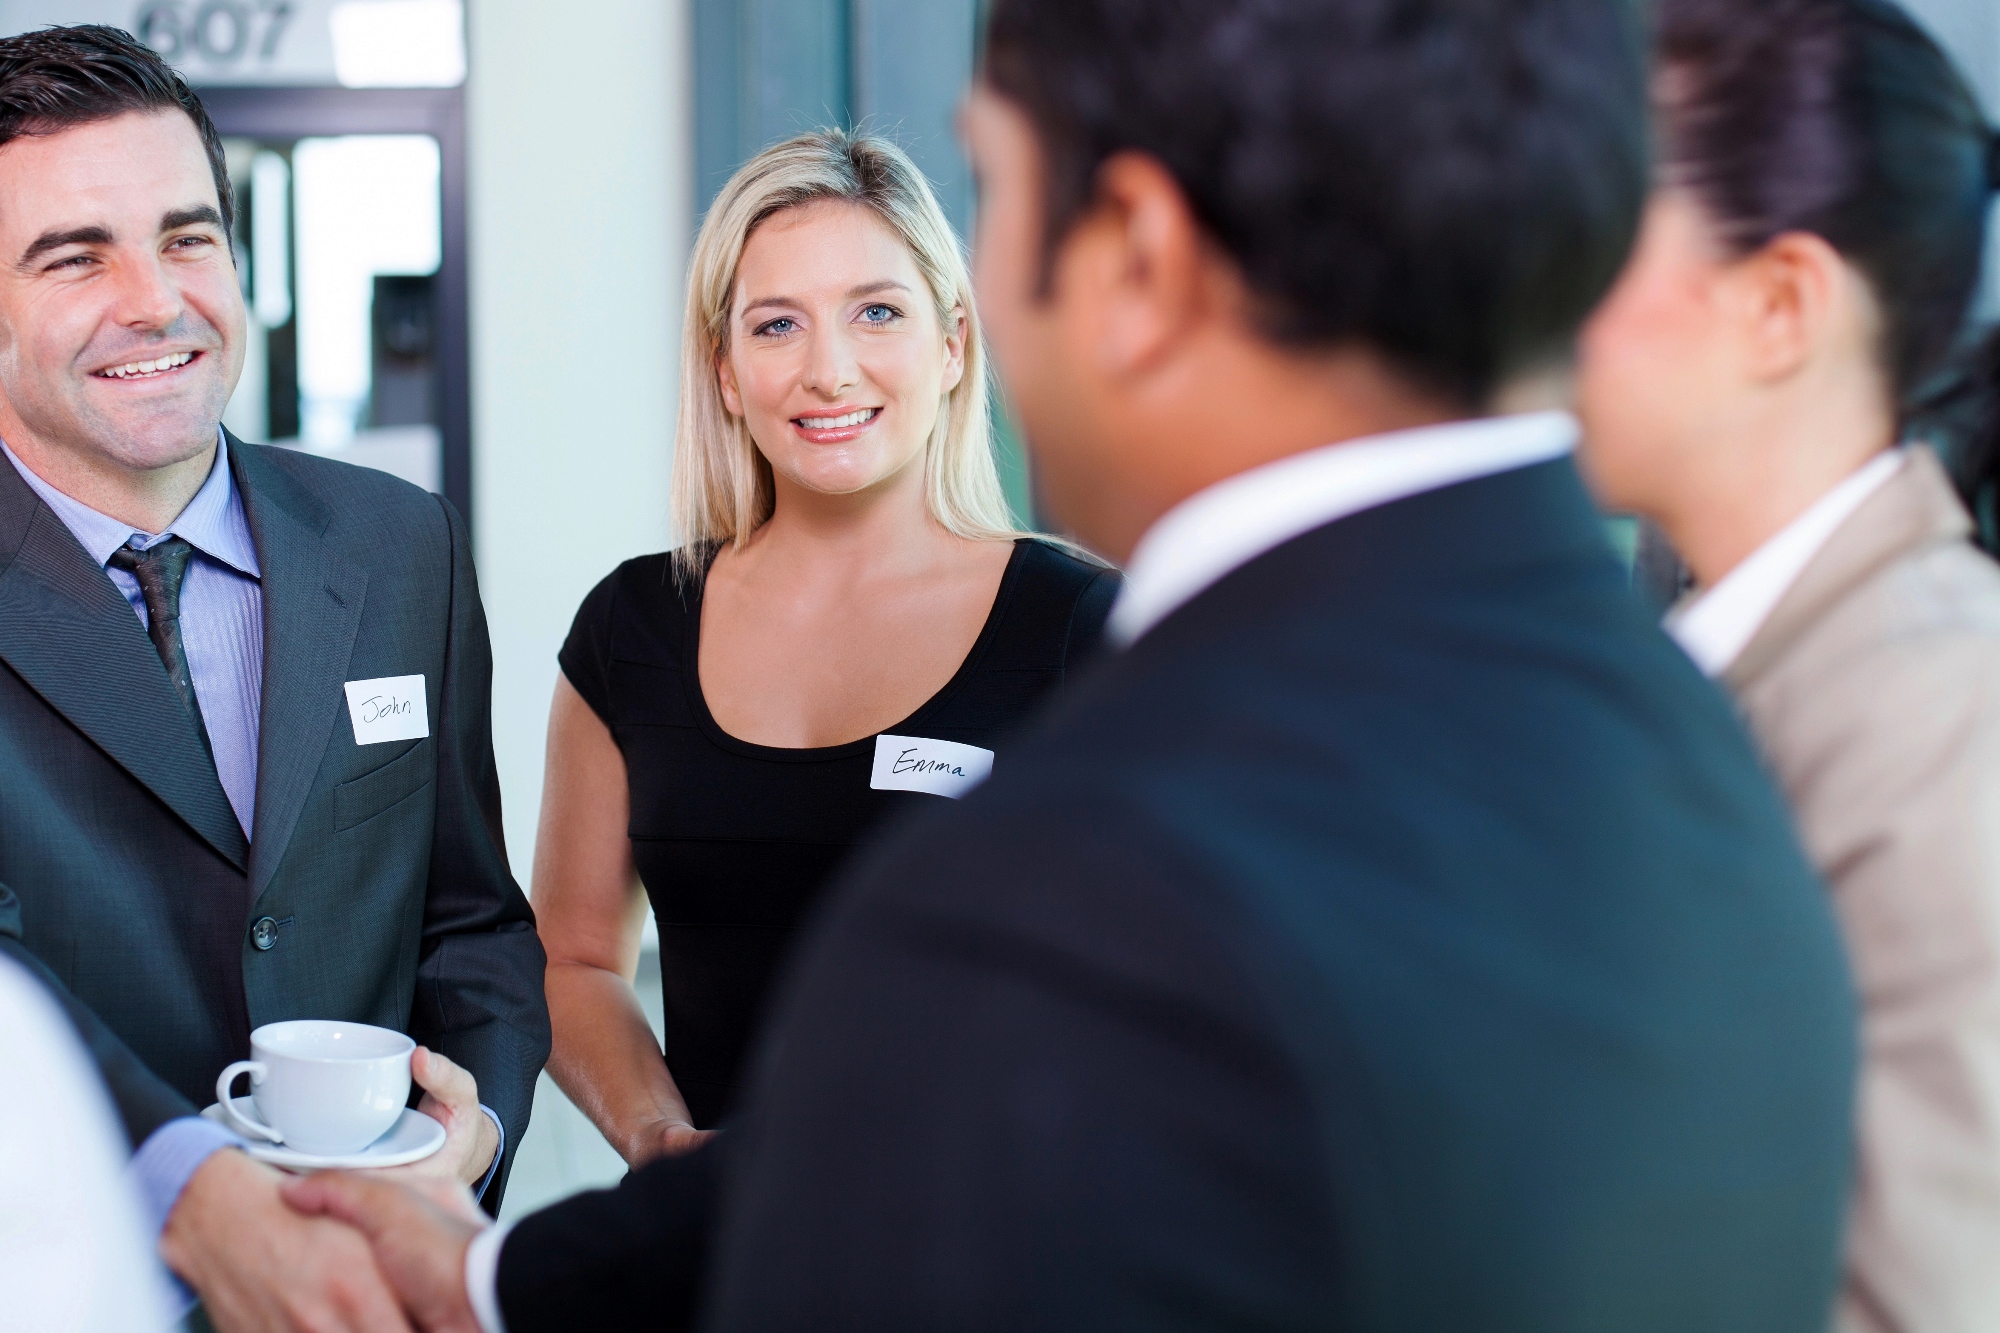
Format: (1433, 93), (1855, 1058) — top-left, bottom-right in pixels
(729, 476), (1856, 1330)
(822, 773), (1268, 1009)
(236, 438), (439, 511)
(234, 440), (452, 557)
(717, 776), (1338, 1330)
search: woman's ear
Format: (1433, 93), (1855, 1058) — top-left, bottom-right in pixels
(1733, 230), (1846, 385)
(940, 305), (968, 395)
(715, 344), (745, 418)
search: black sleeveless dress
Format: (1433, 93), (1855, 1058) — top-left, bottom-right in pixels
(559, 538), (1120, 1127)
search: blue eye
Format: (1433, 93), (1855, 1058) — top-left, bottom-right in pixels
(861, 304), (899, 323)
(756, 317), (797, 336)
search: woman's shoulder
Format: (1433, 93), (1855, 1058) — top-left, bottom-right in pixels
(588, 546), (726, 608)
(1012, 536), (1121, 598)
(1819, 539), (2000, 685)
(572, 551), (680, 622)
(561, 550), (700, 669)
(992, 538), (1122, 667)
(1744, 538), (2000, 772)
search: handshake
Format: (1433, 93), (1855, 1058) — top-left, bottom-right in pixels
(276, 1169), (494, 1333)
(164, 1047), (506, 1333)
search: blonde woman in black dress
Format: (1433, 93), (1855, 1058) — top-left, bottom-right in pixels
(534, 130), (1118, 1165)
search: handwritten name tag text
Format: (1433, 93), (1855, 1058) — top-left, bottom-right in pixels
(344, 675), (430, 746)
(870, 734), (994, 799)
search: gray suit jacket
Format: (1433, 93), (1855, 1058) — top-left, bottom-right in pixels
(1726, 448), (2000, 1333)
(0, 434), (548, 1205)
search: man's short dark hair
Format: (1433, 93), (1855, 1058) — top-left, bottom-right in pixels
(0, 24), (233, 238)
(981, 0), (1650, 409)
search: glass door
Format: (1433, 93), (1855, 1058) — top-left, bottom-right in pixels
(223, 130), (443, 493)
(200, 85), (470, 522)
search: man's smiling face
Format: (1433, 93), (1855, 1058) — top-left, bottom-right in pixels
(0, 108), (244, 474)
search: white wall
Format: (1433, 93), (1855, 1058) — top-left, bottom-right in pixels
(467, 0), (692, 878)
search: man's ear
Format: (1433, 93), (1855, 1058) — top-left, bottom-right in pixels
(1734, 230), (1846, 385)
(1058, 151), (1212, 380)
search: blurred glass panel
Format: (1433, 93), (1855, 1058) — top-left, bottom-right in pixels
(294, 135), (440, 441)
(222, 132), (444, 492)
(250, 151), (292, 328)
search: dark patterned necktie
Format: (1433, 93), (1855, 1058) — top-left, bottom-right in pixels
(109, 538), (211, 743)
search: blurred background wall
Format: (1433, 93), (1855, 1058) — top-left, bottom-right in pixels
(468, 0), (688, 891)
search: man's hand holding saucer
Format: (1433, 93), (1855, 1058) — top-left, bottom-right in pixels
(379, 1047), (500, 1189)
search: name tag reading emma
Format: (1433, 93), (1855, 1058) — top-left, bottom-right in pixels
(870, 734), (993, 799)
(344, 675), (430, 746)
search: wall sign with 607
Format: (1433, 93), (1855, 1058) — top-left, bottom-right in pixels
(135, 1), (295, 65)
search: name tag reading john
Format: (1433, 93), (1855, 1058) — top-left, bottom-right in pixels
(870, 734), (994, 799)
(344, 675), (430, 746)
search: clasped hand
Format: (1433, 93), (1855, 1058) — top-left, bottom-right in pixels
(164, 1047), (499, 1333)
(281, 1171), (490, 1333)
(271, 1046), (503, 1330)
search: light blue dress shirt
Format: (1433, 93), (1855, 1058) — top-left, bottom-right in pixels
(2, 435), (501, 1296)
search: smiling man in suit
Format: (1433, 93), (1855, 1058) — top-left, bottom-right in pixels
(0, 25), (547, 1332)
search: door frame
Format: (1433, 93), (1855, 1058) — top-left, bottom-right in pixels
(199, 87), (472, 527)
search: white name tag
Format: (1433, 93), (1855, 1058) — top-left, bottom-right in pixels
(344, 675), (430, 746)
(870, 734), (993, 799)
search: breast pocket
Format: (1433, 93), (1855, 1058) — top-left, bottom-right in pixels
(333, 737), (436, 832)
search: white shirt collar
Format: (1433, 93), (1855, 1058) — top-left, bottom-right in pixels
(1107, 411), (1579, 646)
(1666, 448), (1906, 678)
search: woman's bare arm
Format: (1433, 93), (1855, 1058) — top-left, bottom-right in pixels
(534, 674), (711, 1165)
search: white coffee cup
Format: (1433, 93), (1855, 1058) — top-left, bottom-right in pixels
(215, 1020), (413, 1156)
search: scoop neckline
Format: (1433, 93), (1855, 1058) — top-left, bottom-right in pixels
(680, 538), (1032, 762)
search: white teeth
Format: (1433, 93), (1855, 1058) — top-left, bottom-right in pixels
(100, 351), (194, 379)
(798, 408), (877, 430)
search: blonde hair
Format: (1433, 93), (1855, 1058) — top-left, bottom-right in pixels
(671, 128), (1025, 580)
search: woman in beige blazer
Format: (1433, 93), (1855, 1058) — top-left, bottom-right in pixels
(1576, 2), (2000, 1330)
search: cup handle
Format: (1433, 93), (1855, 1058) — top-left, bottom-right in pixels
(215, 1060), (284, 1144)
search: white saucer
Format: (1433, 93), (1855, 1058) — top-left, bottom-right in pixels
(199, 1103), (446, 1170)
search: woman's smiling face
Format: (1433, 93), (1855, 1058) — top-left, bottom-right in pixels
(718, 199), (965, 501)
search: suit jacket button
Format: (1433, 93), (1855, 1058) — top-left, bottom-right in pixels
(251, 916), (279, 951)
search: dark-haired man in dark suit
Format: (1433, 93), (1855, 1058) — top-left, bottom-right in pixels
(0, 25), (546, 1332)
(295, 1), (1858, 1329)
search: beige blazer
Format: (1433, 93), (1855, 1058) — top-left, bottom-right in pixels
(1725, 447), (2000, 1333)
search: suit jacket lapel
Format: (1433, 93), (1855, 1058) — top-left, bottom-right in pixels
(233, 437), (368, 901)
(1726, 447), (1972, 692)
(0, 450), (248, 869)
